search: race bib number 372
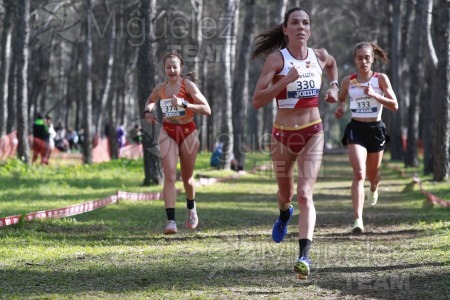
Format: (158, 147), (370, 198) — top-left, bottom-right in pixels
(160, 99), (186, 118)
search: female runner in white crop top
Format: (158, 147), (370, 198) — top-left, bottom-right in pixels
(335, 42), (398, 234)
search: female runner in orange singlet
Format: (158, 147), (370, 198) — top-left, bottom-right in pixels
(144, 51), (211, 234)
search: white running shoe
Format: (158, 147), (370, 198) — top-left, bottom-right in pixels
(185, 208), (198, 229)
(163, 220), (178, 234)
(352, 219), (364, 233)
(368, 189), (378, 206)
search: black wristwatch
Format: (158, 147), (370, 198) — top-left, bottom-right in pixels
(182, 100), (189, 108)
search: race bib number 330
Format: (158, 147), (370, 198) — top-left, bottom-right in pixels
(160, 99), (186, 118)
(286, 79), (320, 98)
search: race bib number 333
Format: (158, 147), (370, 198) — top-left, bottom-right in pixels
(350, 98), (378, 113)
(160, 99), (186, 118)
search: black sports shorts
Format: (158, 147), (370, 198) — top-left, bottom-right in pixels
(341, 119), (390, 153)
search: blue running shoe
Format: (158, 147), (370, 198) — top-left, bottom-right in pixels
(294, 256), (311, 279)
(271, 205), (294, 243)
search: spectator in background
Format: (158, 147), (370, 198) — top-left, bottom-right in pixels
(116, 125), (126, 151)
(78, 127), (84, 151)
(131, 124), (143, 144)
(210, 142), (238, 171)
(210, 142), (223, 168)
(54, 121), (69, 152)
(54, 121), (65, 139)
(66, 127), (79, 152)
(45, 115), (57, 162)
(32, 113), (50, 165)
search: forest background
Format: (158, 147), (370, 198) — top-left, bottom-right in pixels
(0, 0), (449, 185)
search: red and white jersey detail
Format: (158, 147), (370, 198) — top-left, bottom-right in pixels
(348, 72), (384, 119)
(274, 48), (323, 109)
(160, 79), (194, 120)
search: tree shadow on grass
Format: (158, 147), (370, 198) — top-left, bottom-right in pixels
(1, 258), (448, 299)
(313, 261), (450, 300)
(316, 228), (423, 241)
(0, 176), (136, 190)
(1, 195), (279, 244)
(0, 241), (301, 297)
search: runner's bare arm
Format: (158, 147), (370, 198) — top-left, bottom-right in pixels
(181, 80), (211, 116)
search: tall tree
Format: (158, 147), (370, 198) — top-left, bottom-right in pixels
(386, 0), (404, 161)
(422, 68), (433, 174)
(219, 0), (240, 169)
(262, 1), (287, 143)
(398, 0), (414, 151)
(138, 0), (163, 185)
(431, 0), (450, 181)
(231, 0), (256, 170)
(423, 0), (438, 175)
(28, 44), (52, 118)
(96, 18), (116, 138)
(6, 2), (17, 134)
(16, 0), (31, 163)
(405, 0), (427, 167)
(60, 40), (72, 131)
(82, 0), (93, 164)
(0, 0), (12, 136)
(190, 0), (207, 151)
(262, 0), (280, 142)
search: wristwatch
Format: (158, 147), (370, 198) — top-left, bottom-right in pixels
(329, 80), (340, 88)
(182, 100), (189, 108)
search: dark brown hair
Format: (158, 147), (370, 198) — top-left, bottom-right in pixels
(162, 51), (197, 82)
(354, 42), (389, 66)
(252, 7), (311, 58)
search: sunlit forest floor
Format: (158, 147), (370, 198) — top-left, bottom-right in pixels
(0, 153), (448, 299)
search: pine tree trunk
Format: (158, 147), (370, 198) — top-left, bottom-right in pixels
(6, 5), (16, 134)
(60, 40), (71, 130)
(82, 0), (93, 164)
(0, 1), (12, 136)
(405, 1), (427, 167)
(432, 0), (450, 181)
(16, 0), (31, 163)
(422, 69), (434, 175)
(231, 0), (256, 170)
(191, 0), (207, 152)
(138, 0), (163, 186)
(423, 0), (437, 175)
(220, 0), (240, 169)
(386, 0), (404, 161)
(97, 20), (116, 138)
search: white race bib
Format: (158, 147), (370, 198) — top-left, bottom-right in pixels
(350, 96), (379, 114)
(285, 68), (321, 99)
(160, 99), (186, 118)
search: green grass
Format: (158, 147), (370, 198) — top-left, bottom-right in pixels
(382, 155), (450, 207)
(0, 153), (449, 299)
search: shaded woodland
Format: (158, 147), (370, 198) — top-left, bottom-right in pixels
(0, 0), (449, 183)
